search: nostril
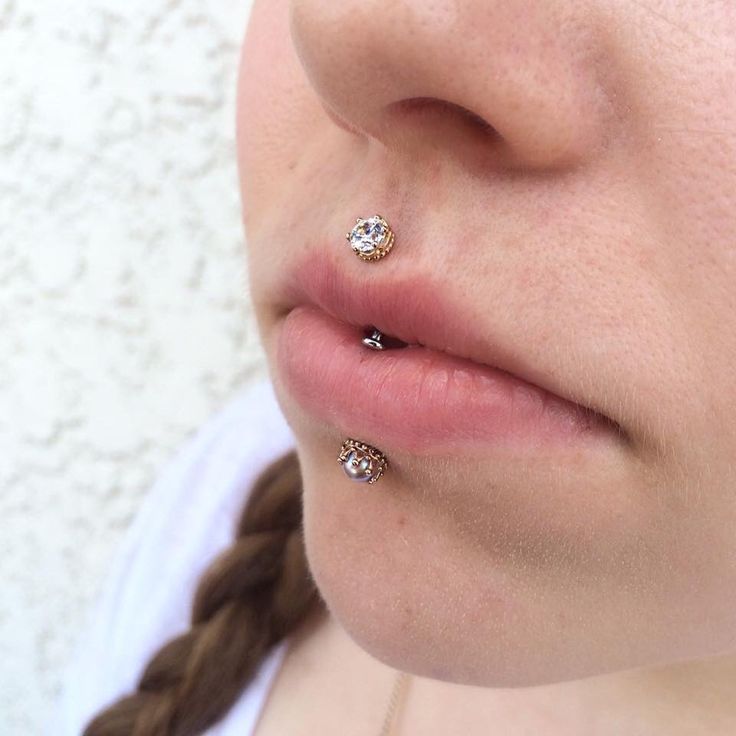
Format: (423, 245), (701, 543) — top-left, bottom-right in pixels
(391, 96), (498, 138)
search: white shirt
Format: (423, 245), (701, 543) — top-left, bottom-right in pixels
(51, 378), (297, 735)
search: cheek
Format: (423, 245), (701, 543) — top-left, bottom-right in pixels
(236, 0), (327, 226)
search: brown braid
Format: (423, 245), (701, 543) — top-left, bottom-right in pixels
(83, 448), (325, 736)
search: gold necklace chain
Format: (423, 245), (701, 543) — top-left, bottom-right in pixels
(378, 670), (412, 736)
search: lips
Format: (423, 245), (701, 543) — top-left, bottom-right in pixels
(276, 253), (511, 370)
(272, 250), (625, 454)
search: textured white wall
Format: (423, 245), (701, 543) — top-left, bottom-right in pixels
(0, 1), (263, 732)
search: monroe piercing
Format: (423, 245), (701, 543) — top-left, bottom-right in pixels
(346, 214), (395, 262)
(337, 438), (388, 484)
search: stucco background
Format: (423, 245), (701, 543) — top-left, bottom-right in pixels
(0, 1), (263, 732)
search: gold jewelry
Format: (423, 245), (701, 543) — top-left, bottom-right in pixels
(337, 438), (388, 484)
(346, 214), (395, 261)
(379, 670), (412, 735)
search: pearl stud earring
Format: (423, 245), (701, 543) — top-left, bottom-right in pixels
(337, 438), (388, 485)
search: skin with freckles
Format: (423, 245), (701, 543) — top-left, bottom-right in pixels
(236, 1), (736, 733)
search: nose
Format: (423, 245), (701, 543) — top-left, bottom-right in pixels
(288, 0), (611, 171)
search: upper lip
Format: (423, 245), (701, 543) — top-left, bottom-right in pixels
(276, 250), (621, 432)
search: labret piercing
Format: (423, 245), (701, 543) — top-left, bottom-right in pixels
(362, 328), (385, 350)
(338, 438), (388, 485)
(338, 212), (396, 482)
(338, 329), (392, 484)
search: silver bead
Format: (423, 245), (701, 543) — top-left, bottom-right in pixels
(362, 328), (385, 350)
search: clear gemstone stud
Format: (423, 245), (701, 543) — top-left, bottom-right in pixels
(345, 214), (395, 262)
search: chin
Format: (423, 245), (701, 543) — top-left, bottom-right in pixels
(277, 386), (732, 690)
(295, 437), (637, 689)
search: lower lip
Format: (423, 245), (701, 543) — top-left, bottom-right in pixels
(276, 305), (615, 455)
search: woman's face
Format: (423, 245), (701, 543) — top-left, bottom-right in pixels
(236, 0), (736, 686)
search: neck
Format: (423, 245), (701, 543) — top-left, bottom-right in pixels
(316, 609), (736, 735)
(390, 654), (736, 735)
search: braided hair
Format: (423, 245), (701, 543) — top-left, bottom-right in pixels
(83, 449), (325, 736)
